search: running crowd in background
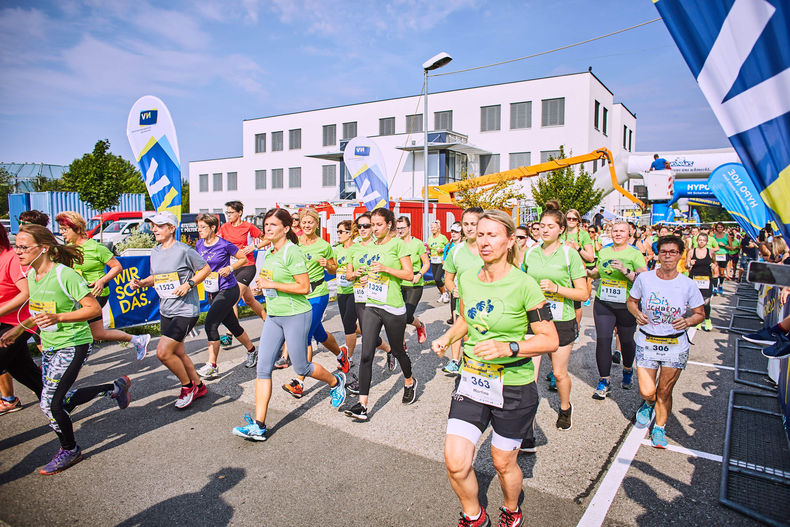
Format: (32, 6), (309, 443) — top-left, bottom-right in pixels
(1, 202), (789, 527)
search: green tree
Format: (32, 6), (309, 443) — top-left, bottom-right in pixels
(453, 167), (527, 210)
(181, 179), (189, 213)
(697, 205), (732, 224)
(530, 146), (604, 215)
(0, 167), (11, 216)
(31, 174), (67, 192)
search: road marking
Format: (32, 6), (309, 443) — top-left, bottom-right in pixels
(576, 424), (649, 527)
(687, 360), (735, 371)
(639, 439), (723, 462)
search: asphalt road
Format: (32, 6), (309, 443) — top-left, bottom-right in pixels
(0, 281), (763, 526)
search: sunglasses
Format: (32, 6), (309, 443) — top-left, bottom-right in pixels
(357, 223), (371, 229)
(567, 217), (579, 221)
(516, 235), (527, 240)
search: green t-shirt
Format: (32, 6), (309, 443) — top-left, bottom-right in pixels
(562, 229), (594, 268)
(258, 242), (312, 316)
(350, 241), (373, 301)
(523, 243), (586, 321)
(364, 237), (409, 309)
(713, 233), (729, 255)
(691, 237), (718, 249)
(28, 264), (93, 350)
(729, 237), (741, 255)
(444, 241), (483, 280)
(402, 237), (426, 287)
(333, 244), (354, 295)
(299, 237), (333, 299)
(458, 266), (545, 385)
(595, 245), (646, 305)
(427, 234), (449, 260)
(72, 239), (114, 296)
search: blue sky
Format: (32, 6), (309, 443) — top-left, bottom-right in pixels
(0, 0), (730, 169)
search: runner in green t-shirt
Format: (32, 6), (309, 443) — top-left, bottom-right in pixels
(333, 220), (359, 363)
(56, 211), (151, 360)
(427, 220), (450, 302)
(712, 222), (730, 293)
(1, 225), (131, 475)
(562, 208), (595, 318)
(233, 209), (346, 442)
(397, 216), (430, 345)
(431, 210), (558, 526)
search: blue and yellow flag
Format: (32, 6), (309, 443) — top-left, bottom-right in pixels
(343, 137), (389, 211)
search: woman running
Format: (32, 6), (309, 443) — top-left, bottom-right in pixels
(55, 212), (151, 359)
(334, 220), (359, 361)
(444, 222), (463, 325)
(562, 207), (595, 315)
(194, 214), (258, 378)
(523, 208), (588, 430)
(587, 220), (647, 399)
(432, 210), (558, 527)
(282, 208), (350, 399)
(711, 222), (730, 294)
(686, 232), (717, 332)
(232, 209), (346, 441)
(442, 208), (484, 375)
(397, 216), (430, 344)
(130, 212), (210, 409)
(427, 220), (450, 303)
(0, 225), (131, 475)
(628, 235), (704, 448)
(343, 207), (416, 421)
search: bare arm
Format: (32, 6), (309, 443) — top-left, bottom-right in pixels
(0, 277), (29, 318)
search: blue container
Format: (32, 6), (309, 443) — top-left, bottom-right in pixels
(8, 194), (31, 233)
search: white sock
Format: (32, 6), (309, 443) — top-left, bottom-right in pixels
(466, 509), (481, 521)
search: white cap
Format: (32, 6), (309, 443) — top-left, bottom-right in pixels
(145, 211), (178, 227)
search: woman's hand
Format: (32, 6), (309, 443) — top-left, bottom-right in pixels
(218, 266), (232, 277)
(90, 279), (106, 297)
(472, 340), (511, 360)
(370, 262), (385, 274)
(412, 273), (422, 284)
(539, 279), (557, 294)
(431, 335), (451, 357)
(318, 257), (328, 268)
(359, 274), (369, 287)
(610, 259), (627, 274)
(129, 278), (142, 291)
(671, 317), (690, 331)
(0, 325), (25, 346)
(257, 277), (275, 290)
(33, 312), (60, 328)
(633, 310), (649, 326)
(174, 283), (191, 297)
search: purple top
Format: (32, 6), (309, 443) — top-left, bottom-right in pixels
(196, 237), (239, 291)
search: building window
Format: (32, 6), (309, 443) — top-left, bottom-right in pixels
(623, 125), (628, 149)
(322, 165), (336, 187)
(594, 100), (600, 130)
(510, 102), (531, 129)
(212, 173), (222, 191)
(255, 169), (266, 190)
(602, 107), (608, 136)
(480, 105), (501, 132)
(541, 98), (565, 127)
(271, 131), (283, 151)
(540, 150), (562, 163)
(323, 124), (336, 146)
(199, 208), (209, 213)
(255, 208), (266, 216)
(255, 133), (266, 153)
(480, 154), (500, 175)
(199, 174), (208, 192)
(509, 152), (531, 169)
(272, 168), (284, 189)
(342, 122), (357, 140)
(226, 172), (237, 191)
(289, 129), (301, 150)
(379, 117), (395, 136)
(288, 167), (301, 188)
(405, 114), (423, 133)
(212, 208), (222, 214)
(435, 110), (452, 131)
(628, 129), (633, 151)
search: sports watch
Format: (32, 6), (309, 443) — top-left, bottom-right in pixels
(509, 341), (520, 357)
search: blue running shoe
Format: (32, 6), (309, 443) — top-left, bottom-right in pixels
(621, 368), (633, 389)
(330, 372), (346, 408)
(592, 378), (610, 400)
(548, 371), (557, 391)
(763, 340), (790, 360)
(651, 426), (668, 448)
(220, 335), (233, 348)
(111, 375), (132, 409)
(40, 446), (83, 475)
(743, 325), (789, 347)
(442, 359), (460, 375)
(232, 414), (267, 441)
(635, 400), (655, 426)
(583, 298), (591, 307)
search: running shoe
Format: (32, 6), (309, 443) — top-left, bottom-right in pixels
(763, 340), (790, 360)
(345, 378), (360, 396)
(337, 345), (350, 373)
(547, 371), (557, 391)
(194, 382), (208, 400)
(583, 298), (591, 307)
(175, 384), (197, 409)
(621, 368), (634, 390)
(611, 350), (621, 364)
(743, 325), (789, 347)
(446, 318), (454, 325)
(386, 352), (397, 372)
(416, 323), (427, 344)
(0, 397), (22, 415)
(197, 363), (220, 379)
(40, 446), (83, 475)
(556, 404), (572, 430)
(131, 334), (151, 360)
(232, 414), (267, 441)
(244, 349), (258, 369)
(441, 292), (450, 303)
(402, 379), (417, 404)
(220, 334), (233, 348)
(330, 372), (346, 408)
(518, 438), (536, 454)
(273, 356), (291, 369)
(703, 319), (713, 332)
(651, 426), (668, 448)
(592, 378), (610, 400)
(111, 375), (132, 410)
(282, 379), (304, 399)
(635, 400), (655, 426)
(498, 506), (522, 527)
(344, 402), (368, 420)
(457, 508), (490, 527)
(442, 359), (461, 375)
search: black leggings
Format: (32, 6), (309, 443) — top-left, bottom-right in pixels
(592, 300), (636, 377)
(431, 263), (445, 289)
(354, 303), (383, 347)
(338, 293), (358, 335)
(450, 294), (458, 320)
(0, 323), (42, 399)
(401, 285), (423, 325)
(205, 285), (245, 342)
(359, 306), (411, 396)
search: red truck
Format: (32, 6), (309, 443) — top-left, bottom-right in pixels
(87, 211), (143, 237)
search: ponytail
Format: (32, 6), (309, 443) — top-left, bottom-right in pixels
(19, 225), (84, 267)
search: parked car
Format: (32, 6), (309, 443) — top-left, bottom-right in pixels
(87, 211), (144, 238)
(93, 218), (145, 252)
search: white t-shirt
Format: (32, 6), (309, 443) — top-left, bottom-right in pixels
(629, 270), (704, 336)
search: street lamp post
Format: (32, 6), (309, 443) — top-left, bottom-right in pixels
(422, 52), (452, 241)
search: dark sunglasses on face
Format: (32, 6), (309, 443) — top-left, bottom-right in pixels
(357, 223), (371, 229)
(516, 235), (527, 240)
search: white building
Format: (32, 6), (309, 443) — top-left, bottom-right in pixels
(189, 70), (636, 214)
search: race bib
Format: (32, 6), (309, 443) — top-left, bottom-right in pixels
(599, 278), (627, 303)
(715, 253), (727, 262)
(457, 357), (505, 408)
(29, 299), (58, 332)
(638, 333), (686, 363)
(544, 292), (565, 320)
(259, 269), (277, 299)
(430, 255), (443, 264)
(204, 272), (219, 293)
(154, 272), (181, 299)
(692, 276), (710, 290)
(338, 275), (352, 288)
(366, 273), (390, 303)
(353, 282), (367, 302)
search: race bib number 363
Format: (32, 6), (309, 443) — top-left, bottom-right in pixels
(457, 357), (505, 408)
